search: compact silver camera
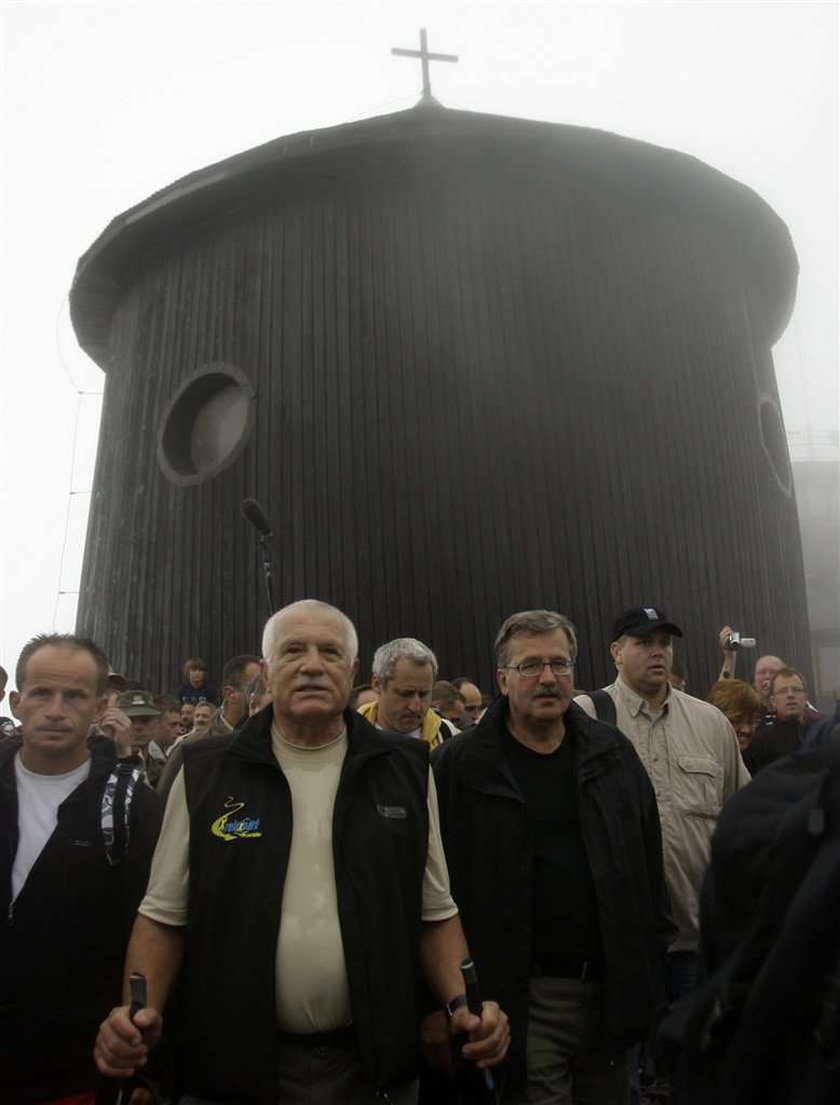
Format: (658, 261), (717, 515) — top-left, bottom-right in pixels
(726, 631), (756, 650)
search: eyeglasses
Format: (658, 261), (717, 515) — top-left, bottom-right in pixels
(505, 659), (574, 678)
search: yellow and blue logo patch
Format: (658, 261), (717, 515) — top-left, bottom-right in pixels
(211, 796), (263, 841)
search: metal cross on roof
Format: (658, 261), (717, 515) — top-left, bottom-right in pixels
(391, 28), (458, 104)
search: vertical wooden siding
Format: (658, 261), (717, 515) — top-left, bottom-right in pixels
(76, 132), (809, 694)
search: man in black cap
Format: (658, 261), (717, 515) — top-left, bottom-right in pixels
(576, 606), (749, 1001)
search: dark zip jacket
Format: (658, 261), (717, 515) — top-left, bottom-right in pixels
(178, 705), (430, 1102)
(431, 698), (675, 1088)
(0, 736), (162, 1103)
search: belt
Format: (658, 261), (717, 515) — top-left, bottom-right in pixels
(277, 1024), (355, 1048)
(532, 959), (604, 982)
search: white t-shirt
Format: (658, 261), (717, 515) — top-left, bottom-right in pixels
(12, 752), (91, 901)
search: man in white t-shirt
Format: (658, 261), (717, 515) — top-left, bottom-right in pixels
(95, 600), (509, 1104)
(0, 633), (161, 1103)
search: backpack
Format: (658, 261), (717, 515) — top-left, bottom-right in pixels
(675, 723), (840, 1104)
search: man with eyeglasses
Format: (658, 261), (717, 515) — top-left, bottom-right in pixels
(743, 667), (811, 775)
(431, 609), (673, 1104)
(575, 605), (749, 1003)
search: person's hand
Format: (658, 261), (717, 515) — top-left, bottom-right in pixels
(98, 707), (134, 758)
(128, 1092), (156, 1105)
(93, 1005), (162, 1078)
(420, 1009), (453, 1073)
(719, 626), (736, 653)
(450, 1000), (510, 1069)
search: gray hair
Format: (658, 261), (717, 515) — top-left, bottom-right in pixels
(372, 638), (438, 684)
(262, 600), (359, 662)
(494, 610), (578, 668)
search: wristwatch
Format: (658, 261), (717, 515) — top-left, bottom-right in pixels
(444, 993), (469, 1018)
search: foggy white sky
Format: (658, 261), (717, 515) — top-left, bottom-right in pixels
(1, 0), (837, 685)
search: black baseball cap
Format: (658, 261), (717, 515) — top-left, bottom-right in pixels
(612, 606), (683, 641)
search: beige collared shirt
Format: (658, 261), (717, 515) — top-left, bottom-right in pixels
(575, 678), (750, 951)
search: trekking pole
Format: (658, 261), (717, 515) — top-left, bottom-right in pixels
(456, 958), (500, 1104)
(116, 973), (153, 1105)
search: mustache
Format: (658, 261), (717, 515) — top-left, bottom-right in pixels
(532, 689), (561, 699)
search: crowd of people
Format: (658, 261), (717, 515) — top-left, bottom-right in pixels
(0, 599), (837, 1105)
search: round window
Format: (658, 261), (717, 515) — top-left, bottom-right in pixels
(158, 364), (255, 486)
(758, 397), (792, 496)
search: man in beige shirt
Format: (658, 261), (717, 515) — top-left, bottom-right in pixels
(576, 605), (749, 1000)
(95, 600), (509, 1104)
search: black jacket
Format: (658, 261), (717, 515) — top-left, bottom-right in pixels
(178, 705), (430, 1102)
(743, 716), (803, 775)
(676, 741), (840, 1103)
(0, 736), (162, 1103)
(432, 698), (674, 1087)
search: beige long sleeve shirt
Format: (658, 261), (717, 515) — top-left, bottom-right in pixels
(576, 677), (750, 951)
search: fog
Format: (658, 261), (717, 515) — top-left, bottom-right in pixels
(1, 0), (837, 681)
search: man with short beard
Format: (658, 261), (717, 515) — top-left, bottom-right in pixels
(179, 700), (195, 734)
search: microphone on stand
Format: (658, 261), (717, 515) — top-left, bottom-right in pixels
(241, 498), (276, 613)
(241, 497), (274, 538)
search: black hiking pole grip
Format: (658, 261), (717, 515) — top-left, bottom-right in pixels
(128, 971), (147, 1021)
(459, 958), (499, 1103)
(116, 973), (153, 1105)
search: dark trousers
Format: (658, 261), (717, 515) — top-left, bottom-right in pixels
(665, 951), (699, 1004)
(179, 1028), (418, 1105)
(505, 977), (628, 1105)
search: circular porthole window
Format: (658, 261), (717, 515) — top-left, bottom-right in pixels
(758, 396), (792, 496)
(158, 364), (255, 487)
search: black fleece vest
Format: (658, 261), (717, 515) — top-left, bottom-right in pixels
(180, 708), (429, 1103)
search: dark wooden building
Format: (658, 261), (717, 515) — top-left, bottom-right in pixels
(70, 101), (809, 693)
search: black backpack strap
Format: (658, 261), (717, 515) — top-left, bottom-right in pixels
(590, 689), (617, 726)
(101, 760), (142, 866)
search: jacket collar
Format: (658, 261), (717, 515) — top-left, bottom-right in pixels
(611, 676), (671, 718)
(455, 695), (623, 792)
(228, 702), (400, 766)
(357, 699), (446, 748)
